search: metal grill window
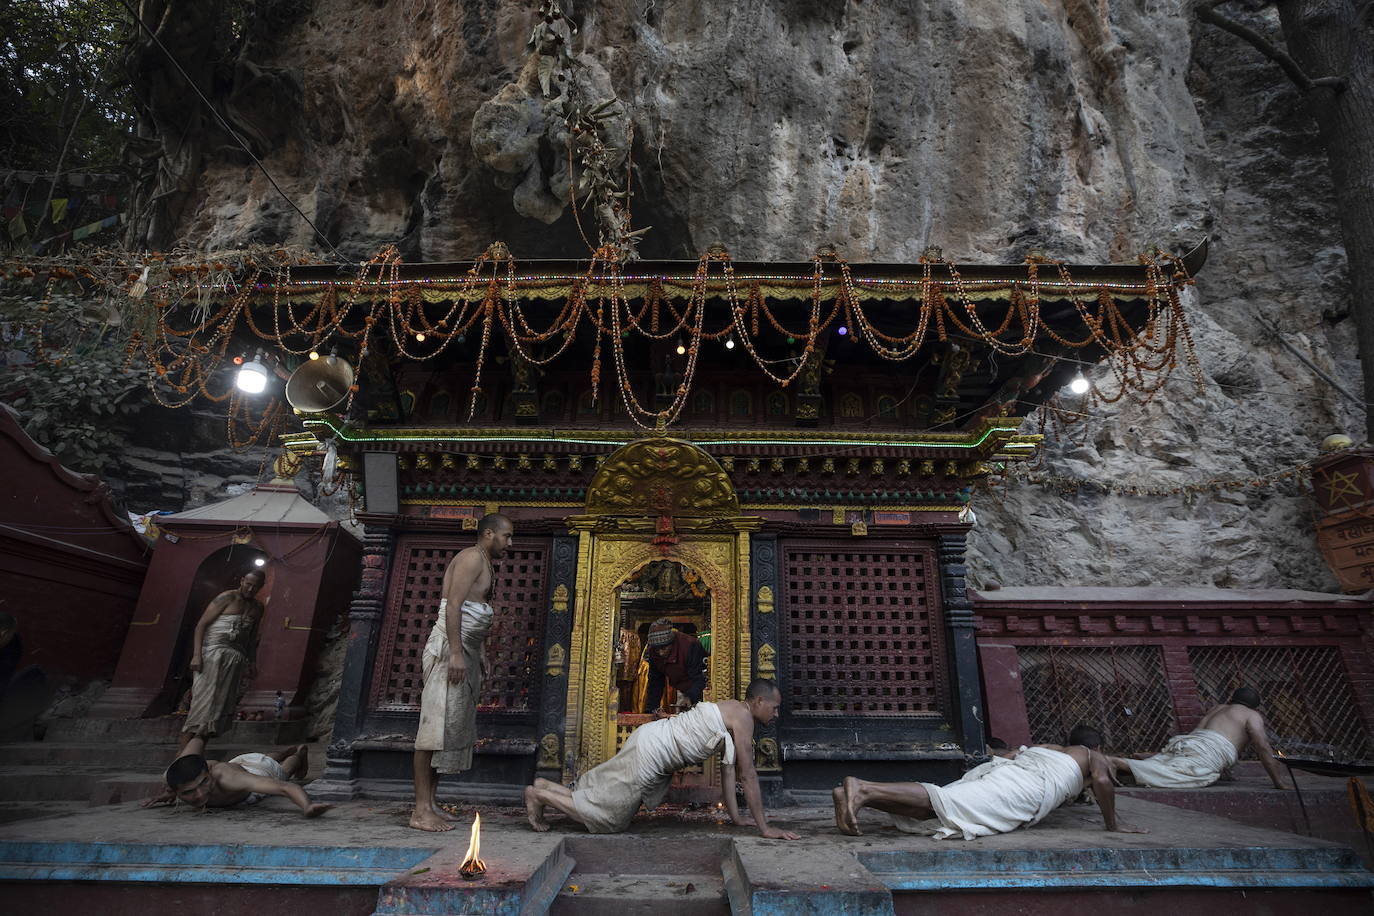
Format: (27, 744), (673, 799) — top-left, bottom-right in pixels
(1018, 646), (1177, 754)
(369, 537), (549, 714)
(780, 542), (943, 716)
(1188, 646), (1371, 762)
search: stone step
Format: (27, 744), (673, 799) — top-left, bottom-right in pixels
(550, 872), (730, 915)
(0, 742), (269, 768)
(549, 836), (735, 916)
(0, 766), (117, 803)
(42, 717), (307, 745)
(0, 800), (92, 827)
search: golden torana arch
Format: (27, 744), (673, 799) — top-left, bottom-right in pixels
(564, 437), (758, 777)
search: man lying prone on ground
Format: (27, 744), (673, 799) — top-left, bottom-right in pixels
(525, 678), (799, 839)
(1109, 687), (1288, 790)
(833, 725), (1147, 839)
(142, 737), (330, 816)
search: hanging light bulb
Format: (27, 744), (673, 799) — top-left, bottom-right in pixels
(675, 339), (686, 356)
(725, 337), (736, 350)
(308, 350), (320, 361)
(837, 325), (848, 336)
(236, 353), (269, 394)
(415, 332), (427, 342)
(1069, 371), (1090, 395)
(253, 557), (267, 567)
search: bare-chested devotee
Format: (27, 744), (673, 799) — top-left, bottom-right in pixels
(141, 736), (330, 817)
(409, 513), (514, 832)
(833, 725), (1147, 839)
(180, 569), (266, 751)
(524, 678), (800, 840)
(1109, 687), (1289, 790)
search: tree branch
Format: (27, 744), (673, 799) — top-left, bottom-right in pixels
(1196, 0), (1348, 94)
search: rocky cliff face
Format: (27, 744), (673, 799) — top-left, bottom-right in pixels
(145, 1), (1355, 591)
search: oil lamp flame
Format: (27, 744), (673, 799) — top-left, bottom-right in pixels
(459, 812), (486, 880)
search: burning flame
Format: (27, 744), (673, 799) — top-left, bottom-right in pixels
(459, 812), (486, 879)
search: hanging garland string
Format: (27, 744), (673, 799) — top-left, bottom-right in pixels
(2, 241), (1204, 432)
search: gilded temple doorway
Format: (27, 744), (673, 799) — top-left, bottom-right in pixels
(613, 559), (713, 717)
(563, 437), (760, 790)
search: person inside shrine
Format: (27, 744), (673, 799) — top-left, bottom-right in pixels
(643, 617), (707, 713)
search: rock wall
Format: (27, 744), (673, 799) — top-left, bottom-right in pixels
(146, 1), (1356, 590)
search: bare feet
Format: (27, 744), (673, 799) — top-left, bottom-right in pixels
(831, 787), (851, 835)
(525, 786), (551, 832)
(409, 808), (456, 832)
(836, 777), (863, 836)
(303, 803), (333, 818)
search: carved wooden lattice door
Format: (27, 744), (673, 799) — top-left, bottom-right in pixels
(779, 540), (946, 717)
(370, 535), (550, 716)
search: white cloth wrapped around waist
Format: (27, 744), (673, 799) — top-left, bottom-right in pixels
(894, 746), (1085, 840)
(423, 598), (494, 657)
(203, 613), (255, 655)
(570, 702), (736, 833)
(634, 701), (736, 798)
(1127, 728), (1238, 788)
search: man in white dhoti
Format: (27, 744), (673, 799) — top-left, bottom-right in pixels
(141, 736), (329, 816)
(833, 725), (1147, 838)
(180, 569), (265, 750)
(1110, 687), (1289, 790)
(409, 513), (513, 832)
(524, 679), (799, 840)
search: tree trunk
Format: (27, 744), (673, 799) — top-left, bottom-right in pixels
(123, 0), (225, 249)
(1274, 0), (1374, 441)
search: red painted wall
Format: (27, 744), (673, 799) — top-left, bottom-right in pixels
(972, 590), (1374, 753)
(0, 406), (149, 682)
(96, 519), (360, 719)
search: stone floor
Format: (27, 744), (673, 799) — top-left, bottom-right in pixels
(2, 788), (1372, 915)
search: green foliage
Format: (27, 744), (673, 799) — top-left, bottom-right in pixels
(0, 0), (136, 172)
(0, 290), (144, 474)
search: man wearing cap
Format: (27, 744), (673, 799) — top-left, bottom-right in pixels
(642, 617), (707, 713)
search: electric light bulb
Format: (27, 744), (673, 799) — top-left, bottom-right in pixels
(676, 342), (686, 356)
(837, 326), (848, 336)
(1069, 372), (1090, 395)
(236, 357), (268, 394)
(725, 338), (735, 349)
(253, 557), (266, 567)
(415, 332), (426, 342)
(308, 351), (320, 360)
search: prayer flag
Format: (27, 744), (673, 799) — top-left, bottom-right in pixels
(51, 198), (68, 223)
(7, 212), (26, 239)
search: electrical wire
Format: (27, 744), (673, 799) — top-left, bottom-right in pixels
(114, 0), (349, 264)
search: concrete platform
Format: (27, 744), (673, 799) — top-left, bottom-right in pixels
(0, 790), (1371, 914)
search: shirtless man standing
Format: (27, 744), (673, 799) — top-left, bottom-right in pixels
(1110, 687), (1289, 789)
(409, 513), (514, 832)
(142, 736), (330, 817)
(180, 569), (266, 751)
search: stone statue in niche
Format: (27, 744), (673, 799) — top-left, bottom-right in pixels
(537, 733), (561, 769)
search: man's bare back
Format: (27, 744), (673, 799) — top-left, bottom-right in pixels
(1196, 702), (1288, 788)
(1196, 703), (1262, 753)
